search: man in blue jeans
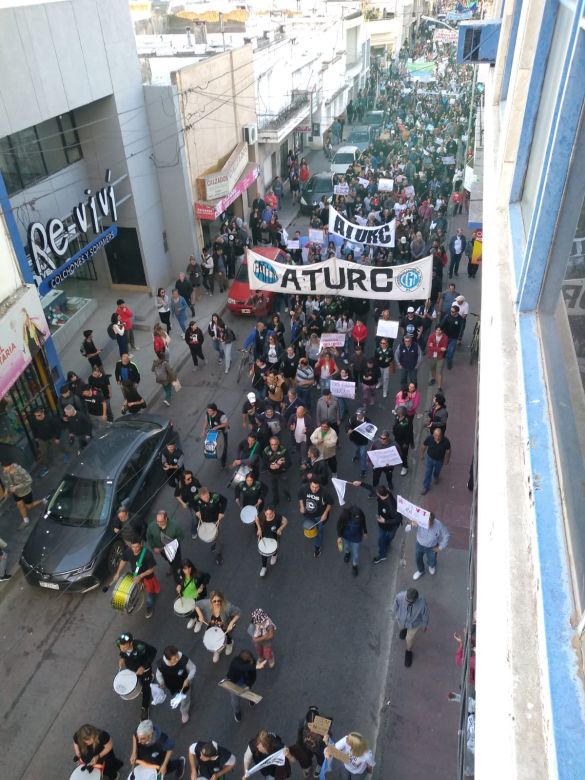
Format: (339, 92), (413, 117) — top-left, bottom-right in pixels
(406, 512), (450, 580)
(420, 427), (451, 495)
(373, 486), (402, 564)
(440, 303), (464, 369)
(347, 407), (372, 478)
(298, 479), (333, 558)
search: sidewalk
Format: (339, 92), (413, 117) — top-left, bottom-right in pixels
(378, 209), (479, 779)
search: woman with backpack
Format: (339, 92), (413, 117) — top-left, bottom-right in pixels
(151, 351), (177, 407)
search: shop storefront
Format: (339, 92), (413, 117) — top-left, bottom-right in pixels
(0, 285), (57, 466)
(195, 162), (260, 247)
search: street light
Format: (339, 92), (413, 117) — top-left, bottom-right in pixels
(421, 15), (457, 32)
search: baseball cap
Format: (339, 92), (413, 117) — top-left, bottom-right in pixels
(407, 306), (414, 313)
(247, 392), (256, 402)
(117, 632), (133, 646)
(356, 407), (365, 416)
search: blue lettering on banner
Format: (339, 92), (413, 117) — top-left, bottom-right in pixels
(253, 260), (279, 284)
(395, 267), (423, 293)
(37, 226), (118, 295)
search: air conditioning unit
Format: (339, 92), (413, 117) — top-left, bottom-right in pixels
(243, 124), (258, 145)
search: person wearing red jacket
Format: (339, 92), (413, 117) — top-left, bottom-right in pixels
(351, 319), (368, 350)
(116, 299), (136, 349)
(425, 325), (448, 388)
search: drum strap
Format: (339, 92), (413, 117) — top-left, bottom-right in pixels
(133, 547), (147, 577)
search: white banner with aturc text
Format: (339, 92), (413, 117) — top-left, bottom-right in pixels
(247, 249), (432, 300)
(328, 206), (396, 246)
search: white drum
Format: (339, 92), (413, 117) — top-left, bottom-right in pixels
(203, 626), (226, 653)
(113, 669), (141, 701)
(71, 767), (102, 780)
(240, 505), (257, 525)
(231, 465), (251, 486)
(174, 597), (196, 617)
(198, 521), (218, 543)
(257, 537), (278, 557)
(127, 766), (159, 780)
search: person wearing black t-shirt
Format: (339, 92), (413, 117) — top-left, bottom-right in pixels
(155, 644), (196, 724)
(81, 385), (107, 427)
(113, 505), (146, 545)
(301, 446), (330, 485)
(80, 329), (103, 369)
(235, 471), (266, 511)
(201, 403), (229, 467)
(189, 740), (236, 779)
(73, 723), (123, 779)
(194, 487), (228, 565)
(226, 650), (258, 722)
(298, 479), (333, 558)
(244, 730), (290, 779)
(107, 539), (159, 619)
(88, 364), (113, 421)
(420, 428), (451, 495)
(116, 632), (157, 719)
(132, 720), (185, 778)
(174, 470), (201, 539)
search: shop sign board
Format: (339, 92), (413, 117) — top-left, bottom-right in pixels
(26, 171), (118, 295)
(203, 143), (249, 200)
(0, 285), (51, 399)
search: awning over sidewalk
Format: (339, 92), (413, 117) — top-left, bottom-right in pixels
(194, 163), (260, 221)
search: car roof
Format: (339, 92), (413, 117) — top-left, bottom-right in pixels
(334, 145), (360, 155)
(70, 415), (169, 479)
(349, 126), (371, 135)
(240, 246), (286, 266)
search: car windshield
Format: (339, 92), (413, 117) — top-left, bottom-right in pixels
(333, 153), (355, 164)
(350, 132), (369, 142)
(236, 263), (249, 282)
(48, 475), (113, 527)
(364, 112), (383, 124)
(308, 178), (331, 194)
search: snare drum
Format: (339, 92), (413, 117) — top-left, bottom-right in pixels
(197, 521), (218, 543)
(173, 596), (196, 617)
(71, 766), (102, 780)
(240, 505), (257, 525)
(113, 669), (141, 700)
(231, 465), (251, 485)
(111, 573), (143, 613)
(203, 626), (226, 653)
(204, 430), (225, 460)
(257, 537), (278, 557)
(127, 766), (159, 780)
(303, 519), (319, 539)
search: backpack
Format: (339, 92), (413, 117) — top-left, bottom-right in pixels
(107, 323), (117, 340)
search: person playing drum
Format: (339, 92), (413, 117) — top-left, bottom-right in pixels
(255, 505), (287, 577)
(193, 591), (241, 664)
(107, 539), (160, 619)
(146, 510), (184, 583)
(250, 609), (277, 670)
(116, 632), (157, 721)
(155, 644), (197, 725)
(201, 402), (229, 468)
(130, 719), (185, 779)
(174, 470), (202, 540)
(194, 487), (227, 566)
(72, 723), (123, 779)
(231, 432), (261, 479)
(298, 480), (333, 559)
(188, 740), (236, 780)
(176, 559), (210, 632)
(235, 471), (267, 512)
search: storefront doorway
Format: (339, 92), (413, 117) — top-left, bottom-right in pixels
(105, 227), (147, 286)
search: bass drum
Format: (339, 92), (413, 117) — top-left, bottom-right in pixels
(71, 767), (102, 780)
(111, 573), (143, 613)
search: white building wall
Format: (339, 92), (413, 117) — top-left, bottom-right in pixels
(0, 214), (24, 305)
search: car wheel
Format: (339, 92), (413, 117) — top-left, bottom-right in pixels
(107, 539), (125, 575)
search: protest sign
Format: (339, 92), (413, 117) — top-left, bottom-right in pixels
(287, 239), (300, 250)
(330, 379), (356, 399)
(376, 319), (399, 339)
(367, 446), (403, 468)
(378, 178), (394, 192)
(334, 183), (349, 196)
(328, 206), (396, 247)
(320, 334), (346, 349)
(397, 495), (431, 528)
(358, 177), (370, 188)
(309, 228), (324, 244)
(354, 422), (377, 441)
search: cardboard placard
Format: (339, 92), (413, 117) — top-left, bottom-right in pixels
(308, 228), (325, 244)
(378, 178), (394, 192)
(330, 379), (356, 399)
(218, 679), (263, 703)
(308, 715), (332, 736)
(376, 319), (399, 339)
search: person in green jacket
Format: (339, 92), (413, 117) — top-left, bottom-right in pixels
(146, 510), (184, 583)
(176, 559), (211, 631)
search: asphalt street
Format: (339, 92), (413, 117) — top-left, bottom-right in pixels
(0, 143), (475, 780)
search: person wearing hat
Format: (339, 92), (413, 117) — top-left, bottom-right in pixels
(439, 304), (464, 369)
(393, 588), (429, 667)
(400, 307), (423, 342)
(394, 333), (423, 387)
(116, 633), (157, 719)
(80, 329), (102, 369)
(369, 430), (395, 489)
(396, 235), (412, 265)
(454, 294), (469, 343)
(242, 391), (262, 431)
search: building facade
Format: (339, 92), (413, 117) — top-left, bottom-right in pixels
(471, 0), (585, 776)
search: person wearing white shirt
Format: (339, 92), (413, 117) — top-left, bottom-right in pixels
(325, 733), (375, 778)
(454, 294), (470, 343)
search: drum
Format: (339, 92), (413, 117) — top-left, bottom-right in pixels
(231, 464), (251, 486)
(303, 519), (319, 539)
(111, 573), (143, 613)
(113, 669), (141, 700)
(197, 521), (218, 543)
(174, 596), (196, 617)
(258, 537), (278, 557)
(240, 505), (257, 525)
(203, 626), (226, 653)
(204, 430), (225, 460)
(71, 766), (102, 780)
(127, 766), (159, 780)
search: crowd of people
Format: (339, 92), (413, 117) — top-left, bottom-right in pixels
(0, 24), (479, 780)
